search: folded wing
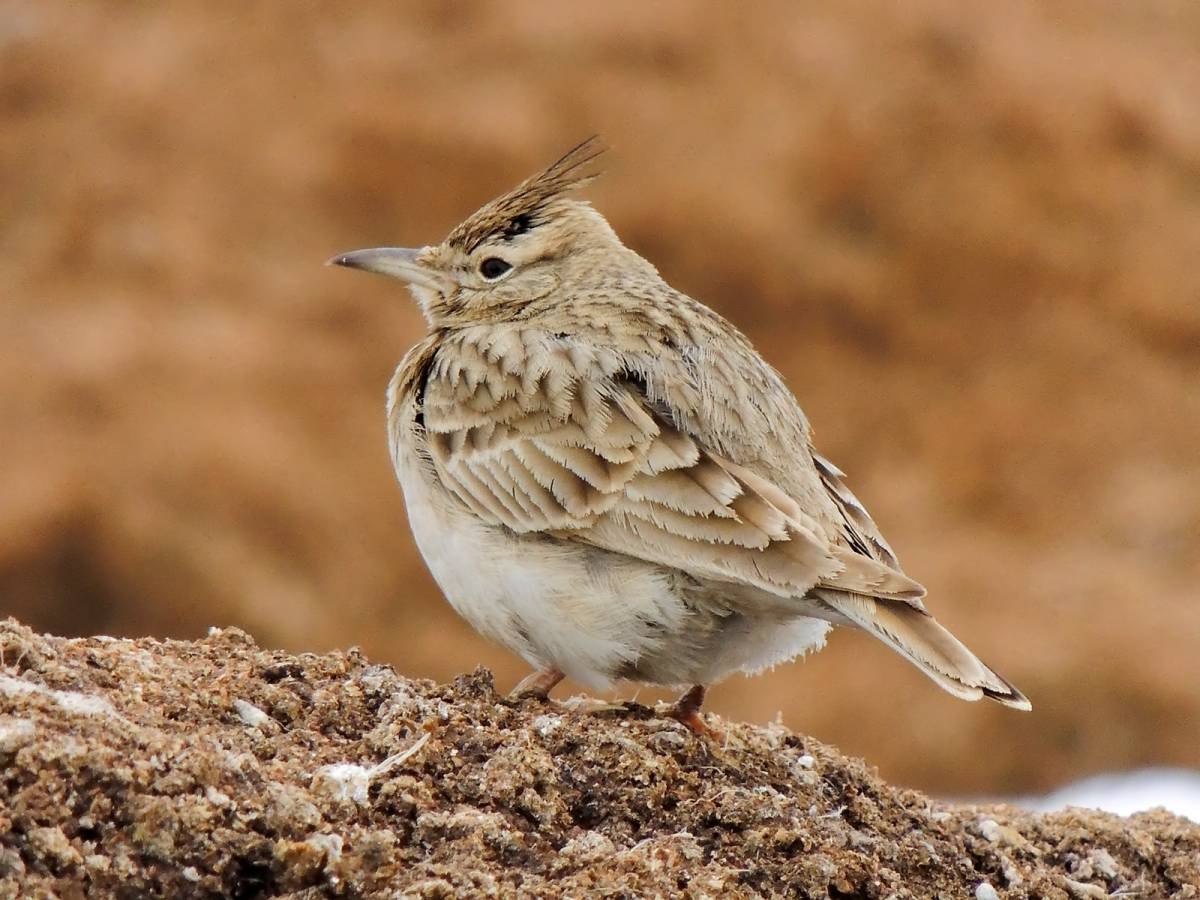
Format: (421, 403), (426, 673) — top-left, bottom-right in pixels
(419, 328), (925, 605)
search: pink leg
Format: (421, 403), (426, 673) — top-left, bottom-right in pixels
(509, 668), (565, 700)
(667, 684), (710, 735)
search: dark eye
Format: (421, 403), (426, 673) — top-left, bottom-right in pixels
(479, 257), (512, 280)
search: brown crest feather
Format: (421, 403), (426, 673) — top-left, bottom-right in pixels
(447, 137), (608, 252)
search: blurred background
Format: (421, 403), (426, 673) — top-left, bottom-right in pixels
(2, 0), (1198, 797)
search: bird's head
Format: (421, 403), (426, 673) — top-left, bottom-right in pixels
(329, 137), (645, 327)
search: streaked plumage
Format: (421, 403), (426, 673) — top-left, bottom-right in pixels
(332, 139), (1030, 730)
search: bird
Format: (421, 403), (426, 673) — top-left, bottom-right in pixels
(329, 137), (1030, 733)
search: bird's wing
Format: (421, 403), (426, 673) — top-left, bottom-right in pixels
(418, 327), (924, 604)
(811, 452), (901, 570)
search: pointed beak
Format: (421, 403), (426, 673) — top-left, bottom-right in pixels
(326, 247), (441, 290)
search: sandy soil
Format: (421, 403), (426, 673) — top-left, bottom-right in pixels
(1, 0), (1198, 794)
(1, 619), (1197, 898)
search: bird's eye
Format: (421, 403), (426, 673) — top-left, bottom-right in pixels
(479, 257), (512, 281)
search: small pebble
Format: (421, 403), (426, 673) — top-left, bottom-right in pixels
(232, 699), (279, 733)
(311, 764), (370, 805)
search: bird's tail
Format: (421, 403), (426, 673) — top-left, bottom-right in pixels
(824, 593), (1031, 710)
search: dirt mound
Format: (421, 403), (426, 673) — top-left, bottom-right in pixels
(1, 619), (1195, 898)
(2, 0), (1199, 796)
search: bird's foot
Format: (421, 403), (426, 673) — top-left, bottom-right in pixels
(508, 668), (565, 701)
(665, 684), (712, 736)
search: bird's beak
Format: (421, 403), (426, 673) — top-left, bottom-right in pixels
(326, 247), (442, 291)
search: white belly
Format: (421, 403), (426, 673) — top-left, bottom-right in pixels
(390, 400), (831, 688)
(396, 446), (697, 688)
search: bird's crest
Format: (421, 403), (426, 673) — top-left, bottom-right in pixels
(446, 137), (607, 253)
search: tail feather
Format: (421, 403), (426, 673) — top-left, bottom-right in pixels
(823, 593), (1032, 711)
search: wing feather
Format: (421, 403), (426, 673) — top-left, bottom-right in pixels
(419, 328), (923, 604)
(813, 451), (903, 571)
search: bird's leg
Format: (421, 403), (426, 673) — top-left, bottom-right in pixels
(667, 684), (710, 735)
(509, 668), (565, 700)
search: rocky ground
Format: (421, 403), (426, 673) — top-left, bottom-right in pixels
(0, 619), (1196, 899)
(3, 0), (1200, 796)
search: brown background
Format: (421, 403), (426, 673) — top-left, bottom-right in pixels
(2, 0), (1197, 795)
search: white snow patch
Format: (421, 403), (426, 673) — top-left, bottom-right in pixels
(0, 674), (116, 719)
(0, 718), (36, 752)
(1023, 768), (1200, 823)
(56, 692), (113, 717)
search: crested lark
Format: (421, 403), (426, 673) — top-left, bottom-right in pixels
(331, 138), (1030, 732)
